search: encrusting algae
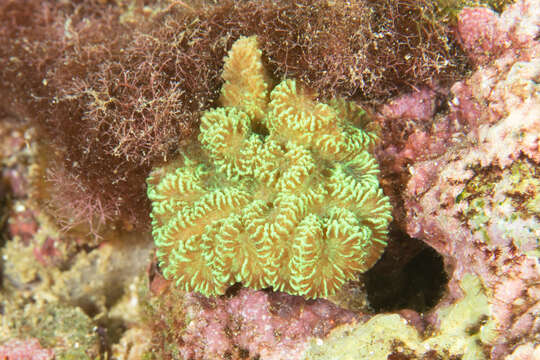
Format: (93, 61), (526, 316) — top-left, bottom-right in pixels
(147, 36), (392, 299)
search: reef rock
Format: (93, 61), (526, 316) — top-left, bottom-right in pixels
(374, 0), (539, 358)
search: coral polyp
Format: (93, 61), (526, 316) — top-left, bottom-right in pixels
(147, 36), (392, 298)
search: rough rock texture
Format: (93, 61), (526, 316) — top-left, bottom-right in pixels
(0, 338), (54, 360)
(375, 0), (539, 358)
(146, 280), (359, 360)
(0, 303), (102, 359)
(0, 117), (154, 359)
(505, 343), (540, 360)
(457, 0), (539, 66)
(304, 274), (497, 360)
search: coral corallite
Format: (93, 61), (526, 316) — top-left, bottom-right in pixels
(147, 36), (392, 299)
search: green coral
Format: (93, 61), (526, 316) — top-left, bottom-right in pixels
(147, 36), (392, 298)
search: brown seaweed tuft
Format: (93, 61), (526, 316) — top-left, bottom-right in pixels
(0, 0), (468, 236)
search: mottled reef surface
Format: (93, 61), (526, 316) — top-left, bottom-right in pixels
(0, 0), (538, 359)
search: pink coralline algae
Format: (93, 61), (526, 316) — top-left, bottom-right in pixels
(379, 88), (438, 122)
(376, 87), (452, 180)
(378, 0), (539, 197)
(456, 0), (540, 66)
(456, 7), (508, 66)
(7, 209), (39, 245)
(375, 0), (539, 358)
(169, 288), (357, 360)
(0, 338), (54, 360)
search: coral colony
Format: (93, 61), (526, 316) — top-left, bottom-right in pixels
(0, 0), (538, 359)
(148, 37), (392, 298)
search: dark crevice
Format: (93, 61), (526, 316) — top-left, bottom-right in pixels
(0, 171), (11, 290)
(364, 228), (448, 313)
(224, 282), (243, 297)
(0, 167), (10, 249)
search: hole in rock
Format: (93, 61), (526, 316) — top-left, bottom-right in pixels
(364, 228), (447, 313)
